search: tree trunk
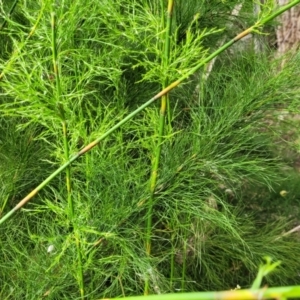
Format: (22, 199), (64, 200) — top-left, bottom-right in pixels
(276, 0), (300, 56)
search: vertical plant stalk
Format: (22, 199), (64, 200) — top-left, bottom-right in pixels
(51, 12), (84, 298)
(162, 0), (175, 290)
(180, 225), (188, 292)
(170, 231), (176, 291)
(51, 12), (73, 217)
(75, 230), (84, 298)
(164, 1), (173, 131)
(144, 0), (174, 295)
(0, 0), (299, 226)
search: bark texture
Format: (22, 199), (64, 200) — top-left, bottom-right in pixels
(276, 0), (300, 55)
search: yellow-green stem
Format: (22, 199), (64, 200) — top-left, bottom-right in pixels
(164, 0), (175, 289)
(51, 12), (73, 217)
(170, 232), (175, 290)
(165, 0), (174, 129)
(181, 224), (188, 292)
(52, 10), (82, 298)
(144, 0), (174, 295)
(75, 230), (84, 299)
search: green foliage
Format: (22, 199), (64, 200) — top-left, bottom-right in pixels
(1, 0), (300, 298)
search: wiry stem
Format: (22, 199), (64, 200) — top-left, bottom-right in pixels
(144, 0), (174, 295)
(181, 223), (188, 292)
(52, 11), (83, 298)
(164, 0), (174, 130)
(75, 230), (84, 299)
(51, 12), (73, 217)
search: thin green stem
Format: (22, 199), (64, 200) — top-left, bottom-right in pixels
(263, 0), (300, 24)
(163, 1), (175, 287)
(164, 0), (174, 130)
(52, 10), (82, 298)
(75, 230), (84, 299)
(144, 1), (174, 295)
(160, 0), (165, 27)
(169, 231), (175, 291)
(181, 223), (188, 292)
(0, 0), (299, 225)
(51, 12), (73, 218)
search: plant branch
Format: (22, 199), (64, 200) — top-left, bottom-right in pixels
(144, 0), (174, 295)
